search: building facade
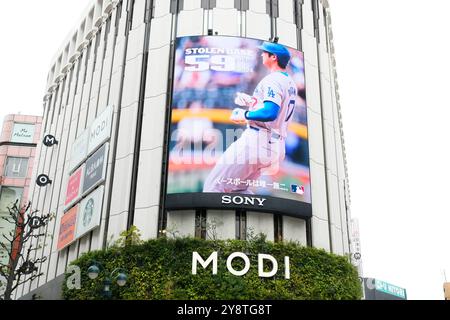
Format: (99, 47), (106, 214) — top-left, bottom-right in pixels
(0, 115), (42, 266)
(16, 0), (352, 299)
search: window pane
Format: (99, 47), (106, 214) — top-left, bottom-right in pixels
(0, 245), (11, 265)
(235, 211), (247, 240)
(0, 187), (23, 215)
(4, 157), (29, 178)
(0, 187), (23, 264)
(195, 210), (207, 239)
(241, 213), (247, 240)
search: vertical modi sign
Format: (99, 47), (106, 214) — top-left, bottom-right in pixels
(87, 106), (113, 155)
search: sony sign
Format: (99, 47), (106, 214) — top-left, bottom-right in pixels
(221, 195), (266, 207)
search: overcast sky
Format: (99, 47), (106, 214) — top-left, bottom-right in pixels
(329, 0), (450, 300)
(1, 1), (449, 300)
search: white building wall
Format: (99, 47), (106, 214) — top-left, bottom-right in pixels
(206, 210), (235, 240)
(166, 210), (196, 237)
(247, 211), (274, 242)
(283, 216), (307, 245)
(18, 0), (352, 298)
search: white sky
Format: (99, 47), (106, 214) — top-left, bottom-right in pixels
(329, 0), (450, 299)
(0, 0), (92, 126)
(0, 0), (448, 300)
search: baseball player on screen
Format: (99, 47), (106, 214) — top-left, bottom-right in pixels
(203, 42), (297, 194)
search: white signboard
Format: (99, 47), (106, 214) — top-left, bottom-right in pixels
(11, 123), (35, 143)
(87, 106), (113, 155)
(69, 129), (89, 173)
(75, 186), (104, 239)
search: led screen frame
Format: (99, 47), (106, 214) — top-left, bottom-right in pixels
(164, 35), (312, 219)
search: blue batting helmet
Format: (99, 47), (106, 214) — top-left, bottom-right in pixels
(258, 42), (291, 67)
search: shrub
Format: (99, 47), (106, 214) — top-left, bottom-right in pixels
(63, 237), (362, 300)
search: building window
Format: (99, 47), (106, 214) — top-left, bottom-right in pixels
(0, 187), (23, 264)
(0, 186), (23, 215)
(274, 214), (283, 242)
(235, 211), (247, 240)
(0, 243), (11, 265)
(195, 210), (207, 239)
(4, 157), (29, 178)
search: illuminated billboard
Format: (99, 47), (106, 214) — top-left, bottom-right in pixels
(166, 36), (311, 217)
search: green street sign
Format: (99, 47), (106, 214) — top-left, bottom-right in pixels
(375, 279), (406, 299)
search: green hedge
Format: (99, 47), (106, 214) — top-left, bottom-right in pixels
(63, 237), (362, 300)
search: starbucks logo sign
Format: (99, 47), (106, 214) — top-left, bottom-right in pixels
(83, 198), (95, 227)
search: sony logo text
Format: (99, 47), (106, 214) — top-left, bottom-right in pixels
(221, 195), (266, 206)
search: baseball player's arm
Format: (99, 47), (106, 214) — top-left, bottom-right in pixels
(230, 101), (280, 123)
(245, 101), (280, 122)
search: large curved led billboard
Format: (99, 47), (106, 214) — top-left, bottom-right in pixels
(165, 36), (311, 218)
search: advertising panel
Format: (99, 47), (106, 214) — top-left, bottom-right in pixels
(69, 129), (89, 173)
(82, 143), (108, 195)
(87, 105), (113, 155)
(57, 205), (78, 251)
(76, 186), (104, 239)
(165, 36), (311, 217)
(64, 165), (84, 210)
(11, 123), (35, 143)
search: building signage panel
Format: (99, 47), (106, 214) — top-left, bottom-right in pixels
(87, 106), (113, 155)
(350, 218), (362, 267)
(82, 143), (108, 195)
(165, 36), (311, 214)
(64, 165), (85, 209)
(57, 205), (78, 251)
(11, 123), (35, 143)
(76, 186), (104, 239)
(69, 129), (89, 173)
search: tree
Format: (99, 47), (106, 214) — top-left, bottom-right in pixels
(0, 200), (52, 300)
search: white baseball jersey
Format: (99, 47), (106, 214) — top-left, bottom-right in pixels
(248, 71), (297, 139)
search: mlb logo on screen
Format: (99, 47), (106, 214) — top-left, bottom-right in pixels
(291, 184), (304, 195)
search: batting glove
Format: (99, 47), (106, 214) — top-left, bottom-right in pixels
(230, 108), (248, 124)
(234, 92), (257, 107)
